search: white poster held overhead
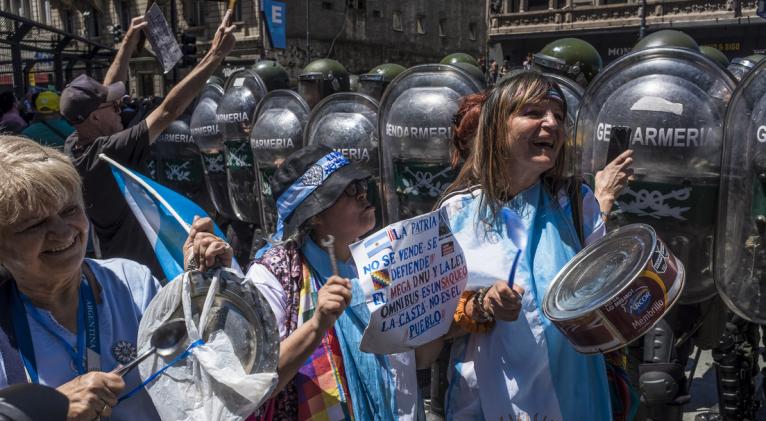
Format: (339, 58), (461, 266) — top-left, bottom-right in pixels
(350, 208), (467, 354)
(144, 3), (182, 74)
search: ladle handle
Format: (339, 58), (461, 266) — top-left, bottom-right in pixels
(112, 346), (156, 377)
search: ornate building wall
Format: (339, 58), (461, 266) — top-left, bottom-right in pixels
(488, 0), (766, 66)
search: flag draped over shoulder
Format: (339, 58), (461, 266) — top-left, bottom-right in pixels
(101, 154), (237, 280)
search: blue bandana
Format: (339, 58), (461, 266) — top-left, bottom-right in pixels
(272, 151), (351, 241)
(547, 88), (565, 104)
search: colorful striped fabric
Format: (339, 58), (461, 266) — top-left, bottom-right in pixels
(295, 263), (354, 421)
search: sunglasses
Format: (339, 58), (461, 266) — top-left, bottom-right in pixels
(344, 179), (370, 197)
(97, 100), (121, 113)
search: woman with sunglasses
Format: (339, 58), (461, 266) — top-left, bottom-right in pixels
(246, 145), (419, 421)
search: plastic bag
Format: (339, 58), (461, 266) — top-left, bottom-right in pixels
(137, 269), (278, 421)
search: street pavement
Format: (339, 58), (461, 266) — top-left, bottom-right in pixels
(683, 348), (766, 421)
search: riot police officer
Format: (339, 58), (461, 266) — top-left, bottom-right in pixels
(378, 64), (482, 225)
(441, 53), (487, 87)
(577, 28), (749, 421)
(727, 54), (765, 81)
(298, 58), (351, 108)
(531, 37), (603, 86)
(700, 45), (730, 69)
(358, 63), (406, 101)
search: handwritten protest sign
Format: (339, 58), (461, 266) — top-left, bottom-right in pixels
(144, 3), (182, 74)
(350, 208), (467, 354)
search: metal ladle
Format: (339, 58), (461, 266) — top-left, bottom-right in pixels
(112, 318), (188, 377)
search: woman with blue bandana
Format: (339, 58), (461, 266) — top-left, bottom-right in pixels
(431, 71), (613, 420)
(246, 144), (420, 421)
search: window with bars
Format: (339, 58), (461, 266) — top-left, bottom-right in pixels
(83, 9), (100, 38)
(62, 9), (75, 34)
(527, 0), (549, 11)
(41, 0), (52, 24)
(185, 0), (204, 26)
(392, 11), (402, 31)
(119, 0), (131, 29)
(416, 15), (425, 34)
(233, 0), (243, 22)
(21, 0), (31, 18)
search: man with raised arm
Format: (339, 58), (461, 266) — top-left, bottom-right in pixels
(61, 12), (236, 278)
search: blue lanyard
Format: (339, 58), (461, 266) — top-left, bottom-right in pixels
(9, 278), (100, 383)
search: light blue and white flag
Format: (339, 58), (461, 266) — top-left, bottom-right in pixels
(102, 154), (239, 280)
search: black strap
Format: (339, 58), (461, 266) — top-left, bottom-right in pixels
(0, 279), (27, 384)
(40, 120), (68, 142)
(568, 178), (585, 246)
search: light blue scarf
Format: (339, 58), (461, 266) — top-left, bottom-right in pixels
(302, 238), (399, 421)
(444, 181), (611, 420)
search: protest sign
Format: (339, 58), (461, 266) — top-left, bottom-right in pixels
(144, 3), (182, 74)
(350, 208), (467, 354)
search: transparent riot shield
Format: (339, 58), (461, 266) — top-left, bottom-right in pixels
(217, 69), (268, 224)
(379, 64), (482, 224)
(727, 57), (758, 82)
(716, 60), (766, 323)
(190, 82), (236, 219)
(154, 116), (213, 214)
(305, 92), (381, 226)
(543, 73), (584, 138)
(358, 74), (387, 101)
(576, 46), (736, 304)
(250, 89), (310, 236)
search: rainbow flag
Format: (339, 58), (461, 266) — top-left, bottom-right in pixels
(371, 269), (392, 291)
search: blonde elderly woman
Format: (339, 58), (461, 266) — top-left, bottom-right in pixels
(0, 135), (231, 421)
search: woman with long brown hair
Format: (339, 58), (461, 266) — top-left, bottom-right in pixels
(435, 71), (613, 419)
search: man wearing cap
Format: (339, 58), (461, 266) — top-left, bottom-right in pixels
(61, 12), (237, 278)
(20, 91), (75, 149)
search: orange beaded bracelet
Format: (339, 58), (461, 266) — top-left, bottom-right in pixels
(453, 291), (495, 334)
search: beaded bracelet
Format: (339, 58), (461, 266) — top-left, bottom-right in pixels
(472, 287), (495, 323)
(453, 291), (494, 334)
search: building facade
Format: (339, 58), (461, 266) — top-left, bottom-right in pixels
(2, 0), (485, 96)
(487, 0), (766, 67)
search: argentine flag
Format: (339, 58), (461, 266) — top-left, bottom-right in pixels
(102, 154), (239, 280)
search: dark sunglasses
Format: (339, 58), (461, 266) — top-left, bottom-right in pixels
(344, 178), (371, 197)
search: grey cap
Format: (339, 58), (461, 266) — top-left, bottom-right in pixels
(60, 74), (125, 124)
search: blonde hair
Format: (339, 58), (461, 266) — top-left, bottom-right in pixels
(0, 135), (83, 226)
(445, 70), (575, 221)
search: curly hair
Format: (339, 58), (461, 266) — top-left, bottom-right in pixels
(450, 91), (487, 168)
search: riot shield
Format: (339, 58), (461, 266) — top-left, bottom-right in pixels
(217, 69), (268, 224)
(576, 46), (736, 304)
(154, 116), (213, 214)
(190, 82), (236, 219)
(379, 64), (482, 223)
(716, 59), (766, 323)
(358, 74), (387, 101)
(539, 72), (584, 140)
(305, 92), (381, 226)
(250, 89), (310, 235)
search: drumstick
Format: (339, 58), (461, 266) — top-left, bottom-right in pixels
(502, 208), (525, 287)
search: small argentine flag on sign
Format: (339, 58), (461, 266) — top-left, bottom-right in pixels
(363, 229), (393, 258)
(102, 154), (239, 281)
